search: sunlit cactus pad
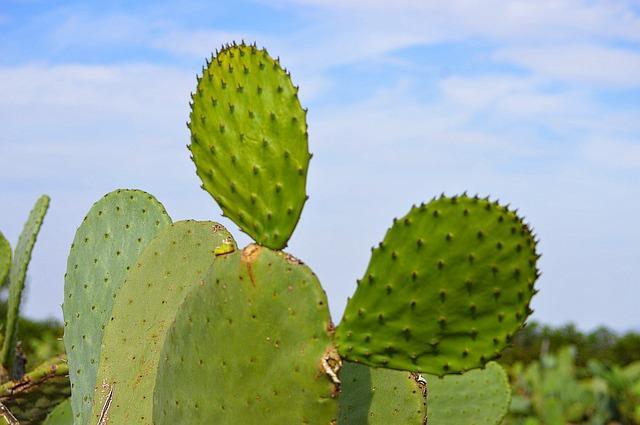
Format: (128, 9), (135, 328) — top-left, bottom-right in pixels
(90, 220), (235, 424)
(338, 362), (426, 424)
(426, 361), (511, 425)
(63, 189), (171, 424)
(336, 194), (539, 375)
(153, 245), (337, 424)
(0, 231), (10, 288)
(189, 42), (310, 249)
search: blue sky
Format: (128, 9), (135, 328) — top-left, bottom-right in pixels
(1, 0), (639, 330)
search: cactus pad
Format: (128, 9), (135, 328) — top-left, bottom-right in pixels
(90, 220), (235, 424)
(426, 361), (511, 425)
(335, 194), (539, 375)
(338, 361), (426, 424)
(1, 195), (50, 373)
(153, 245), (337, 424)
(189, 43), (310, 249)
(43, 399), (72, 425)
(63, 189), (171, 425)
(0, 232), (10, 288)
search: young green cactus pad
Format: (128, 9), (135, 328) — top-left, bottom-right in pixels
(42, 398), (72, 425)
(43, 400), (72, 425)
(63, 189), (172, 425)
(0, 232), (10, 288)
(338, 362), (426, 424)
(189, 42), (310, 249)
(153, 245), (337, 424)
(0, 355), (70, 424)
(90, 220), (235, 424)
(426, 361), (511, 425)
(1, 195), (50, 375)
(335, 194), (539, 375)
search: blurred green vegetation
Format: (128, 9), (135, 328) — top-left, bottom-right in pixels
(501, 322), (640, 425)
(501, 322), (640, 367)
(2, 301), (640, 425)
(0, 300), (64, 373)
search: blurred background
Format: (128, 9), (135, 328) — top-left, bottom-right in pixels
(1, 1), (639, 422)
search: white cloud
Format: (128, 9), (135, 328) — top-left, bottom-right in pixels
(150, 30), (259, 58)
(495, 45), (640, 87)
(584, 138), (640, 167)
(2, 1), (640, 330)
(276, 0), (640, 43)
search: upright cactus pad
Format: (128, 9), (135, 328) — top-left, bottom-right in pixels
(90, 220), (235, 424)
(0, 232), (10, 288)
(63, 189), (171, 425)
(1, 195), (50, 373)
(153, 245), (337, 424)
(189, 43), (310, 249)
(336, 194), (539, 375)
(426, 361), (511, 425)
(43, 399), (72, 425)
(338, 362), (426, 424)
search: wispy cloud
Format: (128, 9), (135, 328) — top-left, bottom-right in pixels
(1, 0), (639, 330)
(495, 45), (640, 88)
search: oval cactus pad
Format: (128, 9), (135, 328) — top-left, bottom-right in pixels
(336, 194), (539, 375)
(426, 362), (511, 425)
(189, 42), (310, 249)
(63, 189), (171, 424)
(338, 362), (426, 424)
(90, 220), (235, 424)
(153, 245), (337, 424)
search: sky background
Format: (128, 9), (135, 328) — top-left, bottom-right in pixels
(1, 0), (639, 330)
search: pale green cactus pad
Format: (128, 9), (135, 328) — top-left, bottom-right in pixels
(90, 220), (235, 424)
(1, 195), (50, 373)
(338, 362), (426, 424)
(43, 398), (72, 425)
(336, 194), (539, 375)
(63, 189), (171, 425)
(189, 43), (310, 249)
(153, 245), (337, 424)
(0, 232), (10, 288)
(426, 361), (511, 425)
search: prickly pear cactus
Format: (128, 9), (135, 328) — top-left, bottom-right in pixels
(153, 245), (337, 424)
(0, 355), (70, 424)
(90, 220), (235, 424)
(189, 42), (310, 249)
(0, 232), (10, 288)
(426, 361), (511, 425)
(335, 194), (539, 375)
(63, 189), (171, 425)
(338, 362), (426, 424)
(1, 195), (50, 374)
(43, 399), (72, 425)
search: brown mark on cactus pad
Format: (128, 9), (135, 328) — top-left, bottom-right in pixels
(241, 244), (261, 286)
(322, 345), (343, 396)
